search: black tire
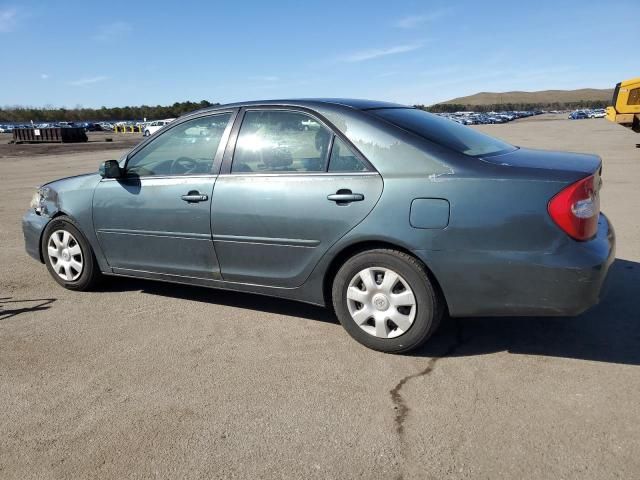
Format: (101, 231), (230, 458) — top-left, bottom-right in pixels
(332, 249), (443, 353)
(41, 216), (101, 291)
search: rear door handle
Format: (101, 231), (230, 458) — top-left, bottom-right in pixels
(181, 191), (209, 203)
(327, 190), (364, 204)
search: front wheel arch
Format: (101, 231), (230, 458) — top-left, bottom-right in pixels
(40, 214), (101, 290)
(37, 211), (81, 263)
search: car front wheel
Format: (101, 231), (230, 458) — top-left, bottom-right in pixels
(42, 216), (101, 291)
(332, 249), (443, 353)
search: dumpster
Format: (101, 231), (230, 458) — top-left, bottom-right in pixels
(114, 125), (143, 133)
(13, 127), (88, 143)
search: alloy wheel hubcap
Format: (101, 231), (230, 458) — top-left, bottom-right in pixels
(47, 230), (83, 281)
(346, 267), (417, 339)
(372, 293), (390, 311)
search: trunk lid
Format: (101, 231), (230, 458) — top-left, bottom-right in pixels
(480, 147), (602, 180)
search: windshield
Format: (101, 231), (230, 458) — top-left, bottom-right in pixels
(370, 108), (517, 157)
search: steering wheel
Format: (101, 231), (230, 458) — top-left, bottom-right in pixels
(170, 156), (198, 175)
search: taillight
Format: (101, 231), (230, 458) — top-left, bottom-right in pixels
(548, 173), (600, 241)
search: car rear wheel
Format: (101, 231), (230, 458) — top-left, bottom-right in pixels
(42, 216), (101, 291)
(332, 249), (443, 353)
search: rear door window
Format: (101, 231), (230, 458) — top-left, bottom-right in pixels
(232, 110), (332, 173)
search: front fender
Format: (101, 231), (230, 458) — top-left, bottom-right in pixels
(30, 172), (111, 272)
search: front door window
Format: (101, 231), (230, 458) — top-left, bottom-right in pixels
(127, 113), (232, 176)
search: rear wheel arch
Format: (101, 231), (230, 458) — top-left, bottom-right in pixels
(322, 240), (449, 315)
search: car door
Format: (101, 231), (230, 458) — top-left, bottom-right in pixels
(210, 108), (383, 288)
(93, 111), (235, 279)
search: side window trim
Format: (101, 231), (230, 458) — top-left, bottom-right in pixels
(124, 109), (238, 178)
(325, 134), (336, 172)
(220, 106), (377, 175)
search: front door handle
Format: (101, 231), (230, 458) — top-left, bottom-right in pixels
(181, 191), (209, 203)
(327, 190), (364, 204)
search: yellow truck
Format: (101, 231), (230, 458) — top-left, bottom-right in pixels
(606, 77), (640, 132)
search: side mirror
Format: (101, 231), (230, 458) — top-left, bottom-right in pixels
(99, 160), (121, 178)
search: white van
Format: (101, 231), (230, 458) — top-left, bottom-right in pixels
(143, 118), (176, 136)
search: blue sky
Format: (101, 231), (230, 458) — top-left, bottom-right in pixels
(0, 0), (638, 108)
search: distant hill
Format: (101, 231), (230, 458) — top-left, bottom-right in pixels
(440, 88), (613, 106)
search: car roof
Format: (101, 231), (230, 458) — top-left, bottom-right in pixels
(194, 98), (408, 114)
(293, 98), (406, 110)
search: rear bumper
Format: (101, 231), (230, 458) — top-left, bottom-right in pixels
(22, 210), (49, 262)
(415, 213), (616, 317)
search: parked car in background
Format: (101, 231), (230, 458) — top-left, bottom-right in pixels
(435, 109), (542, 126)
(589, 109), (606, 118)
(22, 99), (614, 353)
(143, 119), (175, 136)
(569, 110), (589, 120)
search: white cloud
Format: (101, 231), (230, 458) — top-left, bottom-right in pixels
(69, 76), (109, 86)
(249, 75), (279, 82)
(93, 21), (132, 42)
(40, 73), (49, 80)
(393, 9), (450, 29)
(0, 7), (17, 32)
(340, 44), (422, 63)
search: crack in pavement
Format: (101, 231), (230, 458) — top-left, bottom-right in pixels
(389, 319), (467, 480)
(390, 318), (465, 440)
(389, 358), (437, 438)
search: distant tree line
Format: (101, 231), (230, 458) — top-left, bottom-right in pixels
(1, 98), (613, 122)
(0, 100), (219, 123)
(420, 100), (610, 113)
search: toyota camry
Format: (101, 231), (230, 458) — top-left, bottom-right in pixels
(23, 99), (615, 353)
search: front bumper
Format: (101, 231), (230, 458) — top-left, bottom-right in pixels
(22, 210), (50, 262)
(415, 213), (616, 317)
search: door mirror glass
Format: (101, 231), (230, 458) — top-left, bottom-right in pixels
(99, 160), (121, 178)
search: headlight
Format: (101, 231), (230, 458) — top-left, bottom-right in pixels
(29, 191), (41, 209)
(29, 187), (49, 214)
